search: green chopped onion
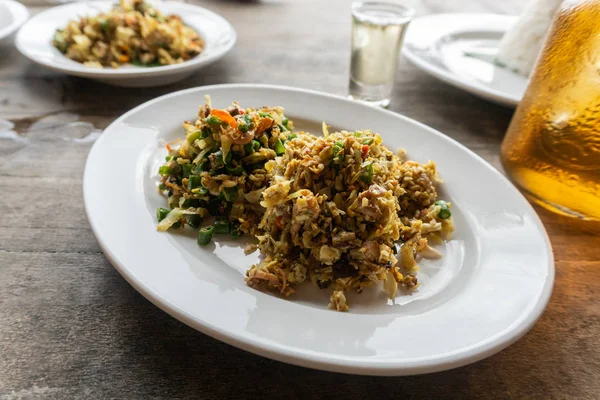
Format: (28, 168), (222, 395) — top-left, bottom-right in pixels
(52, 31), (68, 53)
(243, 114), (253, 125)
(156, 207), (170, 222)
(192, 186), (208, 195)
(436, 200), (451, 219)
(225, 150), (233, 165)
(332, 141), (345, 164)
(359, 162), (373, 184)
(158, 183), (166, 191)
(206, 115), (222, 125)
(187, 215), (202, 229)
(362, 138), (374, 145)
(223, 186), (239, 202)
(193, 159), (210, 174)
(188, 175), (202, 190)
(197, 226), (214, 245)
(99, 19), (110, 33)
(225, 165), (244, 176)
(181, 164), (192, 178)
(231, 222), (242, 239)
(354, 131), (362, 137)
(212, 150), (225, 169)
(200, 126), (212, 138)
(258, 112), (272, 118)
(274, 139), (285, 156)
(252, 140), (261, 150)
(158, 166), (174, 175)
(282, 117), (289, 127)
(187, 130), (202, 144)
(278, 123), (288, 132)
(287, 133), (297, 140)
(165, 155), (172, 161)
(439, 208), (451, 219)
(214, 217), (230, 233)
(238, 123), (249, 133)
(243, 142), (254, 154)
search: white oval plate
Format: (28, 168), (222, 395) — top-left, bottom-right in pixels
(0, 0), (28, 43)
(84, 84), (553, 376)
(403, 13), (529, 108)
(15, 1), (235, 87)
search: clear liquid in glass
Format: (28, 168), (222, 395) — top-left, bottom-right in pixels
(349, 2), (414, 108)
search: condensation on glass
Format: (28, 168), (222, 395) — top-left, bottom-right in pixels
(348, 1), (414, 108)
(501, 0), (600, 220)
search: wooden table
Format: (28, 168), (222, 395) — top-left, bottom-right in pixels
(1, 0), (599, 398)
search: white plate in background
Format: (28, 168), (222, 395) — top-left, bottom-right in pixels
(15, 1), (235, 87)
(403, 13), (529, 108)
(0, 0), (29, 43)
(84, 84), (553, 375)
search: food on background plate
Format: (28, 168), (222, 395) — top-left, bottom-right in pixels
(52, 0), (204, 68)
(156, 98), (454, 311)
(495, 0), (562, 76)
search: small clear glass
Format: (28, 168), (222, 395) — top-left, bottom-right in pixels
(348, 1), (414, 108)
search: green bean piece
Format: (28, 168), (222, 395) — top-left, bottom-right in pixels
(187, 215), (202, 229)
(188, 175), (202, 190)
(197, 226), (214, 245)
(156, 208), (170, 222)
(287, 133), (297, 140)
(362, 138), (374, 145)
(158, 166), (174, 175)
(187, 130), (202, 144)
(225, 165), (244, 176)
(206, 116), (222, 126)
(225, 150), (233, 165)
(223, 186), (239, 202)
(359, 162), (373, 184)
(278, 123), (288, 132)
(214, 217), (231, 234)
(258, 112), (272, 118)
(282, 117), (289, 128)
(274, 139), (285, 156)
(243, 142), (254, 154)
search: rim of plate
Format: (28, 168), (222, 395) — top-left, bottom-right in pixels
(0, 0), (29, 41)
(402, 13), (521, 108)
(15, 1), (236, 78)
(83, 84), (554, 375)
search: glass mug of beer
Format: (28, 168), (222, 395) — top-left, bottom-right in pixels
(501, 0), (600, 221)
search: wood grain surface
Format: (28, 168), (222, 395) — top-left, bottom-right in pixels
(1, 0), (599, 399)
